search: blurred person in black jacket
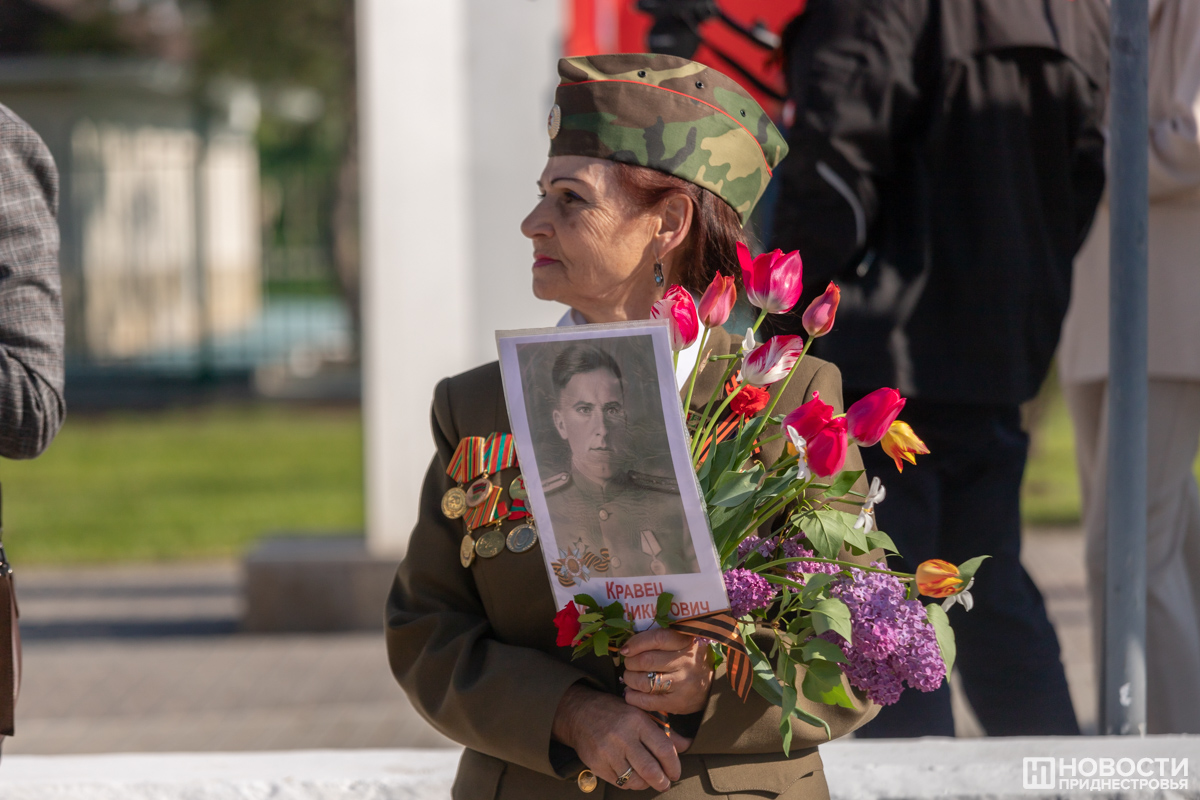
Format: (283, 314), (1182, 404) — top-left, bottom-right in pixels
(773, 0), (1108, 736)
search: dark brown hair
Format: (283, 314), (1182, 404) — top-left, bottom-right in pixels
(610, 163), (748, 294)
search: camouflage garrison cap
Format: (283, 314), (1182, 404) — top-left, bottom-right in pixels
(548, 53), (788, 225)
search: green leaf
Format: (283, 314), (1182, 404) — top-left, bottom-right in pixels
(779, 682), (797, 757)
(842, 524), (870, 556)
(956, 555), (991, 584)
(573, 594), (600, 610)
(655, 592), (674, 620)
(744, 634), (832, 738)
(800, 573), (837, 603)
(925, 602), (956, 674)
(760, 465), (800, 497)
(758, 573), (807, 592)
(801, 660), (857, 709)
(709, 464), (765, 508)
(825, 469), (864, 499)
(810, 597), (853, 644)
(794, 508), (859, 559)
(605, 618), (632, 630)
(602, 601), (623, 619)
(865, 529), (899, 554)
(576, 613), (602, 623)
(592, 631), (610, 658)
(800, 637), (848, 664)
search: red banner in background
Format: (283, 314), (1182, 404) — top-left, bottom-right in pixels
(563, 0), (807, 118)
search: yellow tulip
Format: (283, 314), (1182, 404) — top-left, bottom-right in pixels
(916, 559), (963, 598)
(881, 420), (929, 472)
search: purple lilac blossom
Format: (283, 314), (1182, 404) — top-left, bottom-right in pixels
(780, 541), (841, 577)
(723, 568), (776, 617)
(736, 534), (778, 561)
(819, 562), (946, 705)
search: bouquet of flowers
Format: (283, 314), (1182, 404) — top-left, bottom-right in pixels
(553, 244), (985, 753)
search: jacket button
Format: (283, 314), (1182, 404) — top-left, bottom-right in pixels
(599, 509), (610, 521)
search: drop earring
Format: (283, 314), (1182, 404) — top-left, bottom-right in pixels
(653, 261), (664, 287)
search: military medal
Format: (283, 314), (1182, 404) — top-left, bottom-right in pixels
(506, 522), (538, 554)
(509, 474), (527, 501)
(474, 529), (505, 559)
(464, 485), (503, 530)
(459, 534), (477, 568)
(483, 432), (517, 473)
(576, 769), (597, 793)
(441, 487), (468, 519)
(465, 476), (493, 507)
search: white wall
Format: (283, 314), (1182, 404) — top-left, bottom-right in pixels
(361, 0), (564, 555)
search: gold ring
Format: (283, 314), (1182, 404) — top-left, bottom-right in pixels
(649, 672), (673, 695)
(616, 766), (634, 787)
(577, 769), (598, 793)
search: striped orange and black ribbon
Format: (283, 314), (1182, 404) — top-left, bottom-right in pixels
(671, 613), (753, 702)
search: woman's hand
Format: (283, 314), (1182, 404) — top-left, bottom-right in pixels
(553, 684), (680, 791)
(621, 629), (714, 724)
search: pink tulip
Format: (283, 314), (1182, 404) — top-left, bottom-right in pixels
(802, 282), (840, 338)
(807, 417), (848, 477)
(737, 242), (803, 314)
(782, 391), (834, 442)
(846, 388), (906, 447)
(650, 285), (700, 352)
(698, 273), (737, 328)
(741, 334), (805, 387)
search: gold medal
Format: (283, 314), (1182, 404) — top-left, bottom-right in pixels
(577, 770), (597, 793)
(441, 487), (468, 519)
(506, 522), (538, 554)
(474, 529), (505, 559)
(459, 534), (476, 568)
(509, 474), (528, 501)
(465, 476), (493, 507)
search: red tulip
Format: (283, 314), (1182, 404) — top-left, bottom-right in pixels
(650, 285), (699, 351)
(698, 273), (737, 328)
(553, 601), (583, 647)
(741, 334), (805, 387)
(846, 388), (906, 447)
(729, 384), (770, 418)
(737, 242), (803, 314)
(781, 391), (834, 442)
(807, 417), (848, 477)
(802, 282), (840, 338)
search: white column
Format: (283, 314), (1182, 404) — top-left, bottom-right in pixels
(361, 0), (471, 556)
(465, 0), (565, 363)
(362, 0), (563, 556)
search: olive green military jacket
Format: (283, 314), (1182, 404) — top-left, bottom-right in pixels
(385, 326), (878, 800)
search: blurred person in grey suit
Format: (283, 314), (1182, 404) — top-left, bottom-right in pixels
(0, 102), (64, 458)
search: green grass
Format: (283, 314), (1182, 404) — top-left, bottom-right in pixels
(0, 405), (363, 564)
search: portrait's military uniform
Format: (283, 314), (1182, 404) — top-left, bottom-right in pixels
(543, 468), (700, 579)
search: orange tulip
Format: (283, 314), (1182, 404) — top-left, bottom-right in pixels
(916, 559), (963, 598)
(881, 420), (929, 472)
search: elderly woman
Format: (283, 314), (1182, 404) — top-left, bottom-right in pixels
(386, 54), (877, 799)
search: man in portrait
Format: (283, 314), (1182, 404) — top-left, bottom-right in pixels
(539, 343), (699, 579)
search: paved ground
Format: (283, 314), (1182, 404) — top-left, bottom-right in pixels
(6, 529), (1095, 755)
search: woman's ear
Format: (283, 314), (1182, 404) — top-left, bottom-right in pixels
(653, 193), (695, 263)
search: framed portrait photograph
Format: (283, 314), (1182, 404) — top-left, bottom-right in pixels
(496, 320), (729, 629)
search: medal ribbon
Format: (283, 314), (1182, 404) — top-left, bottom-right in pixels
(670, 612), (753, 702)
(447, 437), (486, 484)
(483, 432), (517, 474)
(463, 485), (503, 530)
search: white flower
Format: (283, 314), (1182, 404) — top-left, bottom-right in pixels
(741, 327), (757, 353)
(941, 577), (975, 612)
(854, 476), (886, 532)
(786, 426), (812, 482)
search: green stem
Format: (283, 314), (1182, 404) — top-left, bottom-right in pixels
(751, 308), (768, 333)
(692, 386), (745, 468)
(682, 326), (711, 426)
(690, 356), (742, 459)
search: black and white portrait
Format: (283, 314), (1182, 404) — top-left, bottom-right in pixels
(498, 321), (726, 625)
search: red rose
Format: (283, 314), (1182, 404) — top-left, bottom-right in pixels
(730, 384), (770, 418)
(553, 601), (583, 647)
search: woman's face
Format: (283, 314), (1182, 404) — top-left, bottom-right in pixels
(521, 156), (670, 323)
